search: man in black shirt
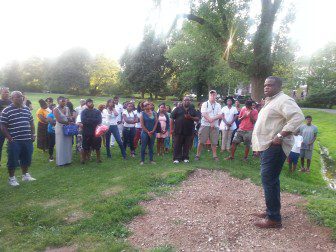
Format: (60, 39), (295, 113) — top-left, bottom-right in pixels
(170, 96), (200, 163)
(0, 87), (12, 164)
(81, 99), (102, 163)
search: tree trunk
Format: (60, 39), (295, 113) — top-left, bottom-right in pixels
(251, 76), (265, 102)
(149, 93), (153, 100)
(154, 94), (158, 100)
(141, 91), (145, 99)
(250, 0), (282, 101)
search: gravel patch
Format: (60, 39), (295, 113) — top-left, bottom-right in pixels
(128, 169), (336, 251)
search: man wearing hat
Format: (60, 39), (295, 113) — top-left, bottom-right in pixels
(195, 90), (222, 161)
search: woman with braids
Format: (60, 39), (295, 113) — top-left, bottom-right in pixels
(156, 103), (169, 156)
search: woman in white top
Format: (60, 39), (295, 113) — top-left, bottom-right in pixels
(220, 98), (238, 152)
(122, 102), (138, 157)
(102, 99), (126, 159)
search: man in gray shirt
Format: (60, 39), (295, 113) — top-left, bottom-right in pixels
(299, 115), (318, 173)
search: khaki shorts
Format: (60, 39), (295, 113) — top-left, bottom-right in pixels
(198, 126), (219, 146)
(232, 130), (252, 146)
(300, 149), (313, 159)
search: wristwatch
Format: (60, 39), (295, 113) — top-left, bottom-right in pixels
(276, 133), (283, 140)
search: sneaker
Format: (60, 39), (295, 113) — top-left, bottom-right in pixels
(8, 177), (19, 187)
(140, 161), (144, 165)
(183, 159), (190, 163)
(195, 156), (200, 161)
(22, 173), (36, 182)
(49, 157), (54, 162)
(150, 161), (156, 164)
(173, 160), (180, 164)
(131, 154), (135, 158)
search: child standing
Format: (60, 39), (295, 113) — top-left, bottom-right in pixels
(288, 131), (303, 172)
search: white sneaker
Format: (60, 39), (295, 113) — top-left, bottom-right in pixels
(8, 177), (20, 187)
(173, 160), (179, 164)
(22, 173), (36, 182)
(183, 159), (190, 163)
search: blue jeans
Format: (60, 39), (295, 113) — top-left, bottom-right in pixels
(0, 132), (5, 162)
(105, 125), (126, 158)
(140, 131), (156, 162)
(193, 134), (198, 148)
(123, 127), (135, 152)
(260, 145), (286, 222)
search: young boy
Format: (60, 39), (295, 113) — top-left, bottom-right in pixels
(288, 131), (303, 172)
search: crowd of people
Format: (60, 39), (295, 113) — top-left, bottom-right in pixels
(1, 76), (321, 231)
(0, 83), (317, 189)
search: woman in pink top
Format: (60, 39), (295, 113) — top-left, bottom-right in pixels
(156, 103), (170, 156)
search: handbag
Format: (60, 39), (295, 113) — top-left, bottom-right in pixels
(63, 124), (79, 136)
(95, 124), (109, 137)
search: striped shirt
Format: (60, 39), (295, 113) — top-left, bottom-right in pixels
(1, 104), (34, 140)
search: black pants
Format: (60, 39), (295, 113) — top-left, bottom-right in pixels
(48, 132), (55, 157)
(173, 134), (193, 161)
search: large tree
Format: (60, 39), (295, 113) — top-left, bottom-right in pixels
(169, 0), (283, 101)
(90, 55), (121, 95)
(1, 61), (23, 90)
(120, 27), (171, 99)
(307, 42), (336, 94)
(49, 47), (91, 94)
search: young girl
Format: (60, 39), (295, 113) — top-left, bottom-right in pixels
(156, 103), (169, 156)
(122, 102), (138, 157)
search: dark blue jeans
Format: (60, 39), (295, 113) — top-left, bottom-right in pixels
(140, 131), (156, 162)
(0, 132), (5, 162)
(105, 125), (126, 158)
(260, 145), (286, 222)
(123, 127), (135, 152)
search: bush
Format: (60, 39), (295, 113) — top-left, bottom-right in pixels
(298, 90), (336, 109)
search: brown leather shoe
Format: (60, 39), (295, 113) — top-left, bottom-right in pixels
(252, 212), (267, 218)
(254, 218), (282, 228)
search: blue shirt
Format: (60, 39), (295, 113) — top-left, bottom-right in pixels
(1, 104), (34, 141)
(47, 113), (55, 133)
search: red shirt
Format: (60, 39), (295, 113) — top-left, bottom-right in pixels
(238, 107), (258, 131)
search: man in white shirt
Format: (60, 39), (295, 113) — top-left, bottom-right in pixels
(195, 90), (222, 161)
(74, 99), (86, 118)
(220, 97), (238, 152)
(111, 96), (124, 146)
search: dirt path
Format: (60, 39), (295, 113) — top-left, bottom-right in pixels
(128, 169), (336, 251)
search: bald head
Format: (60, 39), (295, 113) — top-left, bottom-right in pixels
(264, 76), (283, 97)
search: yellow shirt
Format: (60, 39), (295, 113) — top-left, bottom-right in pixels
(252, 91), (304, 156)
(36, 108), (49, 124)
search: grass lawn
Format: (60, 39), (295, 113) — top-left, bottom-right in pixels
(0, 94), (335, 251)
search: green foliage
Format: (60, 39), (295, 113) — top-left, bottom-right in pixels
(89, 55), (121, 95)
(298, 90), (336, 109)
(1, 61), (23, 90)
(307, 42), (336, 93)
(120, 27), (171, 99)
(165, 1), (250, 100)
(48, 47), (92, 94)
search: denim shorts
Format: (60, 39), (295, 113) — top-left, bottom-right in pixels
(288, 151), (300, 165)
(7, 140), (34, 170)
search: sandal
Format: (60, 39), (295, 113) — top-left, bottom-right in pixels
(225, 156), (234, 161)
(213, 156), (219, 162)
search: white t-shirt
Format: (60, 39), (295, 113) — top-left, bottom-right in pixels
(102, 108), (118, 126)
(200, 101), (222, 127)
(123, 110), (136, 127)
(115, 103), (124, 122)
(291, 135), (303, 153)
(219, 106), (238, 131)
(135, 111), (142, 128)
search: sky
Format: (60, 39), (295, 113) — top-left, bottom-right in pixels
(0, 0), (335, 67)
